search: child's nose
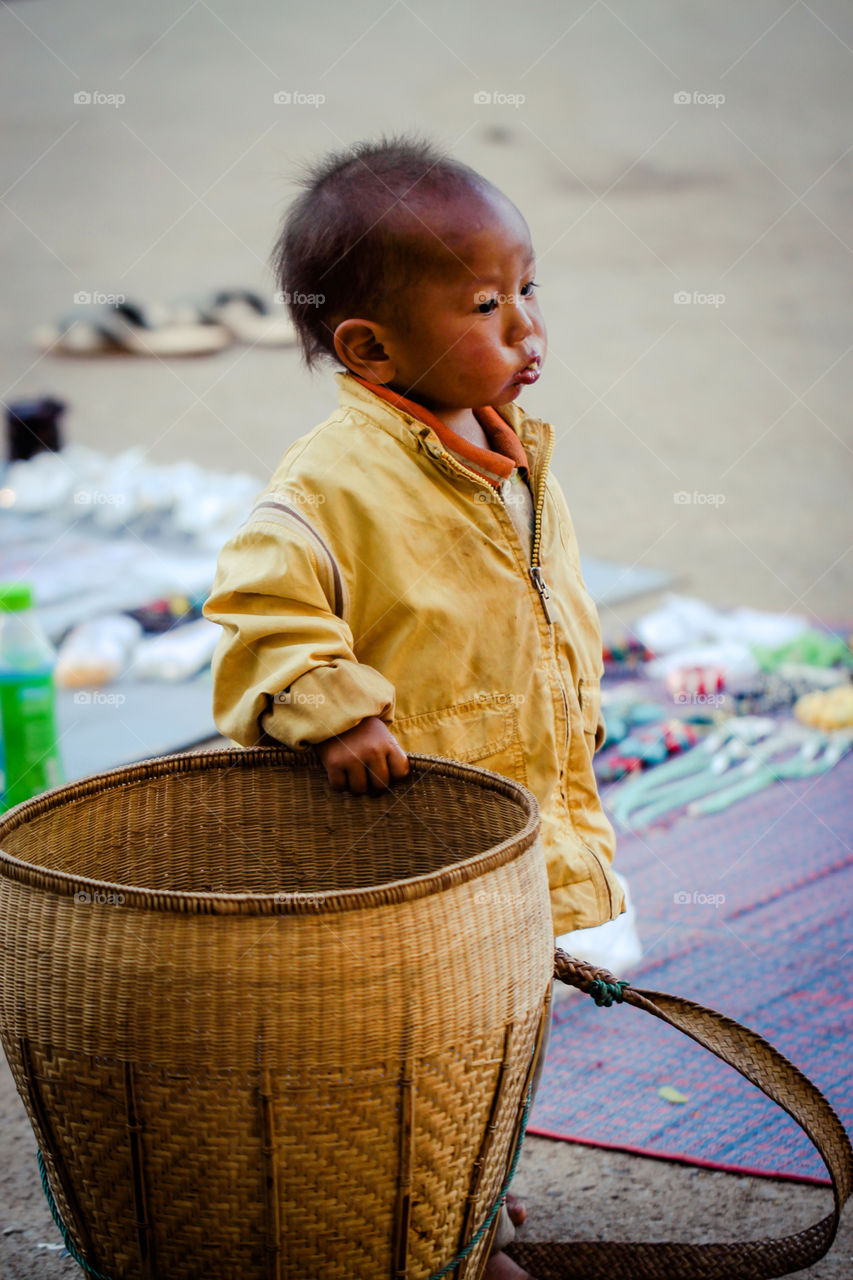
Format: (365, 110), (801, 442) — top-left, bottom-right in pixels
(505, 300), (535, 343)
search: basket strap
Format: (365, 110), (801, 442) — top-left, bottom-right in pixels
(506, 950), (853, 1280)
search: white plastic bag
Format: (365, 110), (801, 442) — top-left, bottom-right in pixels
(130, 618), (220, 682)
(55, 615), (143, 687)
(554, 871), (643, 1000)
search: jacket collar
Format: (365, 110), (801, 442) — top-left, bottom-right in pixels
(348, 375), (530, 488)
(334, 372), (552, 475)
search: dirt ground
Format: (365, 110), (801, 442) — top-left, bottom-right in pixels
(1, 1), (851, 1276)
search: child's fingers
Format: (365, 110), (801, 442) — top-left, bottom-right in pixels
(367, 743), (411, 793)
(318, 723), (409, 796)
(387, 744), (411, 780)
(366, 754), (391, 793)
(324, 763), (350, 792)
(345, 760), (371, 796)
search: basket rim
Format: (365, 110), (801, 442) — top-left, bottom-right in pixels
(0, 747), (541, 915)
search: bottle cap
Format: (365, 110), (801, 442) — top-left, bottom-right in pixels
(0, 582), (34, 612)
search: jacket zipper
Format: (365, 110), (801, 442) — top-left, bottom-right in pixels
(424, 426), (572, 767)
(528, 423), (555, 625)
(529, 565), (553, 624)
(518, 425), (571, 771)
(423, 424), (557, 625)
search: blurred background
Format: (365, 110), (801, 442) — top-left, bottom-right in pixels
(2, 0), (851, 628)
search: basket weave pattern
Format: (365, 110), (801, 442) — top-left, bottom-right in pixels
(0, 748), (553, 1280)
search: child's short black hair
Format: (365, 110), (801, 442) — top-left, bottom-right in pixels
(272, 136), (489, 369)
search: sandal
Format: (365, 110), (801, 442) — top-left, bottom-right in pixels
(192, 289), (298, 347)
(31, 300), (232, 357)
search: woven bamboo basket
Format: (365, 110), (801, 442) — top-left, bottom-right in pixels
(0, 747), (553, 1280)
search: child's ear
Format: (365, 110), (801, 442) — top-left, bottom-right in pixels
(333, 319), (396, 383)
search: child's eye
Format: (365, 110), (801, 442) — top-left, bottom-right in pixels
(475, 283), (539, 314)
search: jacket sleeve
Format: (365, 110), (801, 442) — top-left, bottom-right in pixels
(203, 518), (396, 748)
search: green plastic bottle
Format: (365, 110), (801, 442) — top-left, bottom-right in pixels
(0, 582), (64, 811)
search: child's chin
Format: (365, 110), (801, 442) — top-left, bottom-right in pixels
(492, 384), (524, 405)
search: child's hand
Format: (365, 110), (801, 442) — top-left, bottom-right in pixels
(316, 716), (410, 795)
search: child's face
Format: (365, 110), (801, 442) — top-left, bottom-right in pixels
(371, 190), (547, 412)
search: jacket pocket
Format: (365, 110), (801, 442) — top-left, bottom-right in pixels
(578, 675), (605, 755)
(392, 694), (528, 784)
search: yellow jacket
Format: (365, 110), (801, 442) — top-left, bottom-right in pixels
(204, 374), (624, 933)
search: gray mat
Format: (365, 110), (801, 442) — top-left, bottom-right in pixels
(581, 556), (675, 606)
(56, 673), (217, 782)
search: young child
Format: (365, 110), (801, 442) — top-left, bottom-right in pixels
(204, 136), (624, 1279)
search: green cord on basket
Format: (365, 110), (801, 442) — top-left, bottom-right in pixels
(37, 1149), (113, 1280)
(427, 1081), (534, 1280)
(587, 978), (628, 1007)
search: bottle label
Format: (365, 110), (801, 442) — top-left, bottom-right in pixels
(0, 670), (64, 810)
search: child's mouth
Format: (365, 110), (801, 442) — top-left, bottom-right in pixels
(512, 357), (541, 386)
